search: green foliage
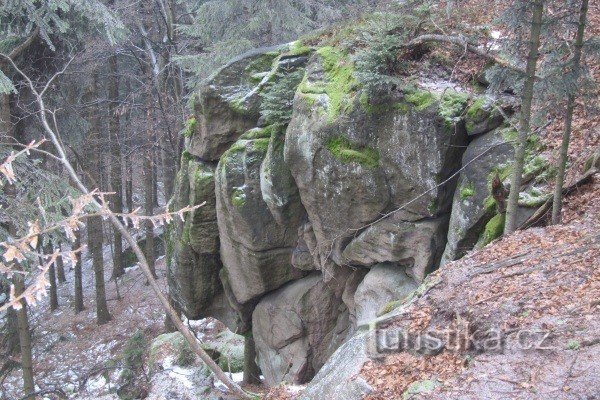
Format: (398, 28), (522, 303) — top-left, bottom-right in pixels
(176, 0), (364, 86)
(0, 0), (126, 52)
(260, 69), (305, 125)
(439, 90), (470, 126)
(325, 136), (380, 168)
(122, 331), (147, 372)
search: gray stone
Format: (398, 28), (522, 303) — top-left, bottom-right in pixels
(300, 331), (372, 400)
(342, 213), (448, 281)
(216, 136), (303, 304)
(285, 54), (468, 269)
(354, 263), (418, 326)
(252, 273), (349, 385)
(168, 158), (225, 320)
(188, 48), (284, 160)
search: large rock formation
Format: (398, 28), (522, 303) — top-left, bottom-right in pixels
(167, 31), (553, 386)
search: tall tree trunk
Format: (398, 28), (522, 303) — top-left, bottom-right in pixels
(48, 248), (59, 311)
(74, 231), (85, 313)
(504, 1), (545, 234)
(14, 273), (35, 399)
(56, 246), (66, 283)
(243, 335), (261, 385)
(153, 148), (160, 207)
(0, 94), (25, 355)
(108, 54), (125, 278)
(144, 149), (157, 279)
(87, 72), (112, 325)
(551, 0), (588, 224)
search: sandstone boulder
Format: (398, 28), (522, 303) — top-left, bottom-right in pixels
(353, 263), (418, 326)
(252, 273), (350, 385)
(215, 134), (304, 305)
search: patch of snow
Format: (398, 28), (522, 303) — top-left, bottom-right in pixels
(86, 375), (107, 391)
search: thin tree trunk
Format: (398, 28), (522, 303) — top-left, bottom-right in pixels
(504, 1), (545, 234)
(108, 54), (125, 278)
(14, 273), (34, 399)
(48, 250), (59, 311)
(153, 148), (160, 207)
(74, 231), (85, 313)
(243, 335), (261, 385)
(551, 0), (588, 224)
(56, 246), (66, 283)
(126, 161), (133, 213)
(144, 149), (157, 279)
(87, 72), (112, 325)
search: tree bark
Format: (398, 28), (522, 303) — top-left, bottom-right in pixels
(48, 248), (59, 311)
(108, 54), (125, 278)
(56, 246), (66, 283)
(14, 273), (35, 399)
(551, 0), (588, 225)
(74, 231), (85, 313)
(243, 335), (261, 385)
(87, 72), (112, 325)
(144, 149), (157, 279)
(504, 1), (545, 234)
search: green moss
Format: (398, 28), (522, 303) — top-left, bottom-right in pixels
(466, 98), (487, 121)
(439, 90), (469, 129)
(251, 137), (270, 152)
(231, 188), (246, 207)
(403, 379), (441, 399)
(483, 196), (497, 212)
(405, 88), (436, 111)
(567, 340), (580, 350)
(380, 299), (404, 315)
(176, 340), (196, 367)
(182, 117), (197, 138)
(459, 182), (475, 200)
(325, 136), (380, 168)
(245, 51), (280, 75)
(287, 40), (312, 56)
(478, 213), (505, 247)
(181, 150), (193, 163)
(299, 46), (359, 121)
(240, 126), (274, 140)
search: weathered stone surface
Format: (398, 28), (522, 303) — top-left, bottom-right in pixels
(354, 263), (418, 326)
(252, 273), (349, 385)
(300, 331), (373, 400)
(342, 213), (448, 281)
(168, 157), (225, 320)
(216, 136), (303, 304)
(464, 96), (506, 137)
(260, 126), (305, 226)
(291, 221), (321, 271)
(188, 47), (282, 160)
(285, 53), (468, 268)
(440, 129), (513, 265)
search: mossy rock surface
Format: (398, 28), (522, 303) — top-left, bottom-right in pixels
(402, 379), (441, 399)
